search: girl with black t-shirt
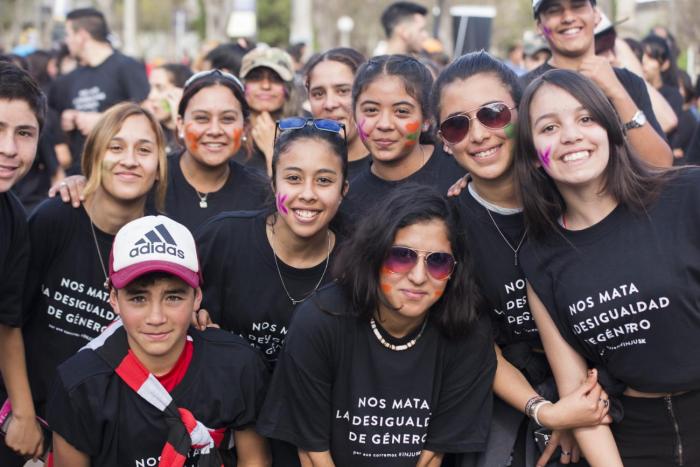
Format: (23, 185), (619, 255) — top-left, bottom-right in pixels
(196, 120), (348, 466)
(0, 103), (166, 467)
(305, 47), (370, 179)
(258, 184), (496, 467)
(50, 70), (268, 232)
(432, 51), (609, 467)
(515, 69), (700, 466)
(340, 55), (465, 223)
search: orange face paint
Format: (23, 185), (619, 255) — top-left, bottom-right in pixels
(434, 289), (444, 299)
(184, 123), (202, 153)
(404, 121), (420, 148)
(380, 283), (393, 294)
(231, 127), (243, 153)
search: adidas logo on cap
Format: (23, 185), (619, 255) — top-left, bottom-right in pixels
(110, 215), (200, 289)
(129, 224), (185, 259)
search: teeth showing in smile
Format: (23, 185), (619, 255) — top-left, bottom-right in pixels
(204, 143), (224, 148)
(294, 209), (318, 219)
(473, 146), (499, 159)
(562, 28), (582, 35)
(562, 150), (589, 162)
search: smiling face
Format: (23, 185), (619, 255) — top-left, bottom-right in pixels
(439, 73), (517, 184)
(537, 0), (599, 58)
(377, 219), (452, 329)
(111, 276), (201, 375)
(308, 60), (358, 142)
(0, 99), (39, 192)
(98, 114), (160, 203)
(244, 67), (287, 114)
(177, 84), (244, 168)
(529, 83), (609, 190)
(273, 137), (347, 238)
(354, 74), (425, 165)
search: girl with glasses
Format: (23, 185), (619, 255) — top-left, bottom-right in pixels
(2, 103), (166, 467)
(258, 184), (495, 467)
(305, 47), (370, 180)
(516, 69), (700, 466)
(196, 118), (348, 466)
(50, 70), (269, 233)
(340, 54), (465, 223)
(432, 51), (610, 467)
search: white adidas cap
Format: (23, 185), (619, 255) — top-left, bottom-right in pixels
(109, 216), (201, 289)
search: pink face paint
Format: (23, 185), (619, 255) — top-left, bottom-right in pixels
(357, 118), (369, 142)
(276, 193), (288, 215)
(538, 146), (551, 167)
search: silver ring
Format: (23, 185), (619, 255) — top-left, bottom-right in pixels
(562, 451), (571, 456)
(60, 182), (67, 187)
(603, 399), (610, 408)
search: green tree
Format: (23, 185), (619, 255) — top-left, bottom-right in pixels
(257, 0), (291, 46)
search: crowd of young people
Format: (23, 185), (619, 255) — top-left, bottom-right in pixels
(1, 1), (699, 466)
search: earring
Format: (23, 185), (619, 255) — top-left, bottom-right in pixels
(179, 132), (184, 139)
(242, 135), (248, 142)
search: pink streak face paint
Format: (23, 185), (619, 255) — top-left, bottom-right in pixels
(276, 193), (288, 215)
(538, 146), (551, 167)
(357, 118), (369, 142)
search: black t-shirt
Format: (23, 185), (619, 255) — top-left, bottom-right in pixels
(20, 197), (116, 410)
(520, 168), (700, 393)
(0, 191), (29, 327)
(258, 284), (496, 467)
(48, 51), (149, 174)
(165, 152), (269, 233)
(47, 328), (268, 467)
(671, 109), (697, 155)
(196, 210), (336, 364)
(521, 63), (665, 139)
(340, 146), (465, 222)
(231, 145), (268, 175)
(347, 155), (371, 181)
(453, 189), (538, 347)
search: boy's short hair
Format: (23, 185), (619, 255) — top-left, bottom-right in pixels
(66, 8), (110, 43)
(380, 1), (428, 38)
(109, 216), (201, 289)
(0, 61), (47, 129)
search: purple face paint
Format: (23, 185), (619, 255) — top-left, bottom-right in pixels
(357, 118), (369, 142)
(538, 146), (551, 167)
(276, 193), (289, 215)
(542, 26), (552, 38)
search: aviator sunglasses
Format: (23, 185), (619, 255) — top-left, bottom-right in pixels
(275, 117), (347, 143)
(439, 102), (515, 144)
(382, 246), (457, 281)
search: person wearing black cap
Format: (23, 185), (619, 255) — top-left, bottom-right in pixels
(523, 0), (672, 168)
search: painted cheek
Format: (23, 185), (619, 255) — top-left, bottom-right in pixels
(276, 193), (289, 215)
(231, 127), (243, 152)
(101, 157), (119, 173)
(357, 118), (369, 142)
(380, 283), (393, 294)
(433, 289), (444, 299)
(542, 26), (552, 38)
(404, 121), (421, 147)
(538, 146), (552, 167)
(184, 123), (202, 152)
(504, 123), (516, 140)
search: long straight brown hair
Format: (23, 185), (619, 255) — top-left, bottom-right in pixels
(513, 69), (673, 241)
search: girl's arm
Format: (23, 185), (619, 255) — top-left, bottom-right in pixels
(52, 432), (90, 467)
(527, 284), (623, 467)
(416, 449), (443, 467)
(298, 449), (335, 467)
(234, 427), (271, 467)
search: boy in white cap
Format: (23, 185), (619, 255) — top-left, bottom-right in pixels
(523, 0), (672, 167)
(47, 215), (270, 467)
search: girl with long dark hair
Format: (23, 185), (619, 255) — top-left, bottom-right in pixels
(515, 69), (699, 466)
(258, 184), (496, 467)
(432, 51), (609, 467)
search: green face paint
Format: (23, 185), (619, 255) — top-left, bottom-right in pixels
(504, 122), (516, 140)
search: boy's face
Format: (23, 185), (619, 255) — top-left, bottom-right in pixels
(537, 0), (599, 59)
(110, 275), (201, 373)
(0, 99), (39, 193)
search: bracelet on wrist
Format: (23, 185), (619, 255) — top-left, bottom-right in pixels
(532, 400), (553, 427)
(525, 395), (545, 418)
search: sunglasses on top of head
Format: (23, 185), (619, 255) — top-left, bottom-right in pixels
(184, 69), (245, 92)
(439, 102), (516, 144)
(274, 117), (347, 144)
(382, 246), (457, 281)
